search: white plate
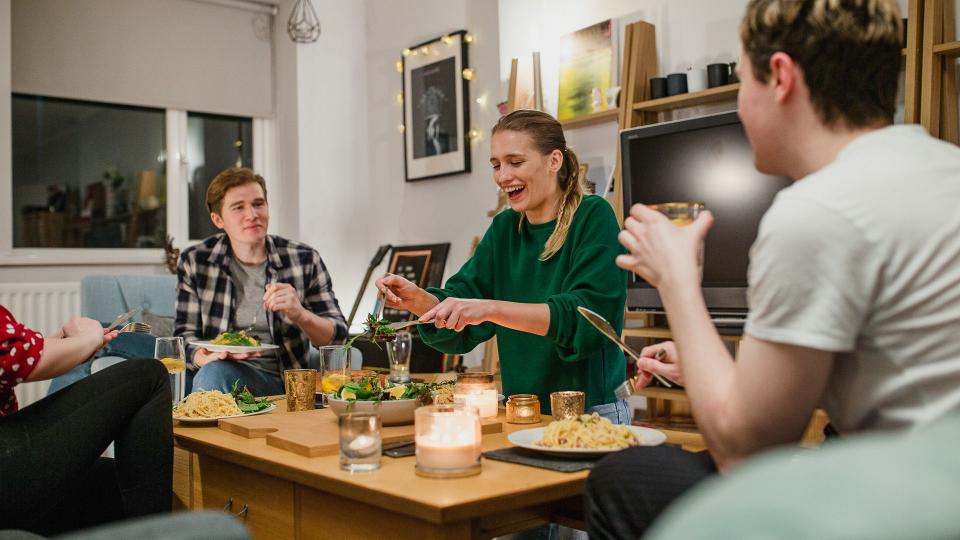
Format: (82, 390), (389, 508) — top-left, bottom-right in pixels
(174, 403), (277, 424)
(507, 425), (666, 458)
(192, 341), (280, 354)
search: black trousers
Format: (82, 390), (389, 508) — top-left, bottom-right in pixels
(585, 445), (717, 540)
(0, 360), (173, 535)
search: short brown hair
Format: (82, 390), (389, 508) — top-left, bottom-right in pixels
(491, 109), (586, 261)
(205, 167), (268, 214)
(740, 0), (901, 128)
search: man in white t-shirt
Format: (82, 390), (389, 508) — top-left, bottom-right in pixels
(586, 1), (960, 538)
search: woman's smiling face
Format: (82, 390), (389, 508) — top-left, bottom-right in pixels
(489, 129), (563, 224)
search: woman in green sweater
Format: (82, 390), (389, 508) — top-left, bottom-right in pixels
(376, 109), (629, 422)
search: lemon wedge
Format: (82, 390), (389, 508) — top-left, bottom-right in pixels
(321, 373), (349, 394)
(387, 385), (407, 399)
(340, 388), (357, 401)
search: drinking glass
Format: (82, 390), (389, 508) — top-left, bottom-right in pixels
(339, 413), (382, 472)
(318, 346), (352, 397)
(155, 337), (186, 404)
(649, 202), (706, 280)
(386, 331), (413, 383)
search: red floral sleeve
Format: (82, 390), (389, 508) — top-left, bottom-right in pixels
(0, 304), (45, 416)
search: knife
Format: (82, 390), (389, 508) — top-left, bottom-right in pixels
(577, 306), (672, 388)
(105, 307), (141, 332)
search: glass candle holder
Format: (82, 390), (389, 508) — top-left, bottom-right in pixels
(339, 413), (382, 472)
(452, 372), (498, 419)
(549, 391), (585, 421)
(415, 404), (482, 478)
(284, 369), (317, 412)
(505, 394), (541, 424)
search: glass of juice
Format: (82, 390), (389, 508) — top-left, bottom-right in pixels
(155, 336), (186, 404)
(649, 202), (706, 280)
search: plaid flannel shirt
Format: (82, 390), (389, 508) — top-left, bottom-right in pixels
(175, 234), (348, 370)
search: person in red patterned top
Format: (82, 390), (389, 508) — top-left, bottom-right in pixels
(0, 304), (174, 535)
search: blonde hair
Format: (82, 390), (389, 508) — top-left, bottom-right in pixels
(491, 110), (586, 261)
(740, 0), (901, 128)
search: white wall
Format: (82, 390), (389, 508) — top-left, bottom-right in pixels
(291, 0), (372, 327)
(359, 0), (502, 326)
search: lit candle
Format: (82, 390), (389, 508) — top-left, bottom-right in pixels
(454, 388), (498, 419)
(453, 372), (499, 419)
(415, 405), (482, 478)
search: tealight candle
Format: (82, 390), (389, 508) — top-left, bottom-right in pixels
(506, 394), (541, 424)
(453, 372), (499, 419)
(415, 404), (481, 478)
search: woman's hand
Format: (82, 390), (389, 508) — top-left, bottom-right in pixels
(616, 204), (714, 290)
(420, 298), (495, 332)
(374, 273), (438, 317)
(634, 341), (684, 387)
(60, 316), (111, 350)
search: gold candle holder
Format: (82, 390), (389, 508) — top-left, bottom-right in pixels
(284, 369), (317, 412)
(505, 394), (541, 424)
(549, 391), (585, 421)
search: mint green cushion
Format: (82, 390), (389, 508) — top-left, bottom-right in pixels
(648, 414), (960, 539)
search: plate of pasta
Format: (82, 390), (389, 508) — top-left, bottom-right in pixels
(172, 387), (276, 423)
(507, 413), (666, 457)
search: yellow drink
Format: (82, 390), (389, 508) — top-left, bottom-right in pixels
(159, 357), (186, 373)
(320, 373), (349, 394)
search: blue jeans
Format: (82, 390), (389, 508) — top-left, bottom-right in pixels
(190, 360), (284, 396)
(588, 398), (633, 425)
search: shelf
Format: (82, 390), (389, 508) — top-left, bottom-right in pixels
(559, 108), (620, 129)
(632, 83), (739, 113)
(933, 40), (960, 58)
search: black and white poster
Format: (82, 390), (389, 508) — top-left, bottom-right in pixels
(403, 31), (470, 181)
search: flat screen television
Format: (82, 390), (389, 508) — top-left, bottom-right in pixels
(620, 111), (793, 314)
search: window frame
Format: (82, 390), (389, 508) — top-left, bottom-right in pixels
(0, 103), (273, 265)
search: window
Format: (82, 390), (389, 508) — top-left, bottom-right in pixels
(6, 95), (265, 261)
(187, 113), (253, 240)
(12, 94), (166, 248)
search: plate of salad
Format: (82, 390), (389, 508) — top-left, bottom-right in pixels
(325, 372), (454, 425)
(193, 329), (280, 354)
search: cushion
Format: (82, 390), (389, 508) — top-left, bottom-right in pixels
(142, 310), (175, 337)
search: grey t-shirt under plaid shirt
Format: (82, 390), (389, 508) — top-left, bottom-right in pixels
(175, 234), (348, 370)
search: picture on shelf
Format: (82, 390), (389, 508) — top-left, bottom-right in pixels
(557, 19), (616, 121)
(402, 30), (471, 181)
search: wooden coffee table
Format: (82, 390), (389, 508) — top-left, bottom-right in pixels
(173, 403), (590, 539)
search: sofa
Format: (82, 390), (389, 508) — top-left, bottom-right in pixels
(48, 274), (361, 396)
(47, 275), (177, 396)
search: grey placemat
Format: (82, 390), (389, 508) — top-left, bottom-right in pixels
(482, 447), (598, 472)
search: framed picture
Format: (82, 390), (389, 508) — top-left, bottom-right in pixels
(402, 30), (471, 181)
(557, 20), (616, 121)
(383, 243), (450, 321)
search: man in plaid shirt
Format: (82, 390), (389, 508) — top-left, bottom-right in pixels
(176, 167), (347, 395)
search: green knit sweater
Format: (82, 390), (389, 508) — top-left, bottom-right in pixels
(419, 195), (627, 412)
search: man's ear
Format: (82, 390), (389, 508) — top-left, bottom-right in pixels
(769, 51), (797, 104)
(210, 212), (225, 230)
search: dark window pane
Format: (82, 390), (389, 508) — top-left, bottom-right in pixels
(12, 94), (166, 248)
(187, 113), (253, 240)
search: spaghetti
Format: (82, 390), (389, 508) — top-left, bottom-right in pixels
(537, 413), (639, 449)
(172, 390), (243, 419)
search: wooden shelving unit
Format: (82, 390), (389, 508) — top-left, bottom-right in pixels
(631, 83), (740, 113)
(933, 41), (960, 57)
(560, 108), (620, 129)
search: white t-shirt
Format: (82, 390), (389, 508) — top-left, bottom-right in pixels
(745, 125), (960, 432)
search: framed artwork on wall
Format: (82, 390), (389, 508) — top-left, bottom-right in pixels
(402, 30), (471, 181)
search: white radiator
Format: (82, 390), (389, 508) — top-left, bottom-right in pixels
(0, 282), (81, 408)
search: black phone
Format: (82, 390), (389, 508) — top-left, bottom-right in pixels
(382, 442), (415, 458)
